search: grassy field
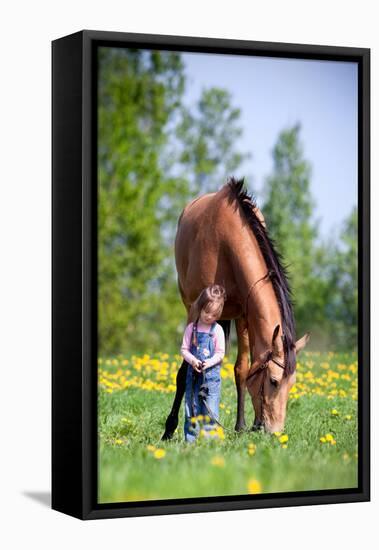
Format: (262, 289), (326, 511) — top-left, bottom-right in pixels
(98, 351), (358, 503)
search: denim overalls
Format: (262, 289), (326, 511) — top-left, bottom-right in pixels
(184, 322), (222, 442)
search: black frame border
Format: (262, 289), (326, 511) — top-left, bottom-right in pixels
(52, 30), (370, 520)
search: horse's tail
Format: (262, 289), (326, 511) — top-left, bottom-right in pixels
(218, 320), (231, 353)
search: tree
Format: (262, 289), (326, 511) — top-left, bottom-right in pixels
(262, 124), (358, 351)
(262, 124), (321, 340)
(175, 88), (251, 195)
(98, 49), (250, 355)
(98, 47), (187, 355)
(327, 207), (358, 349)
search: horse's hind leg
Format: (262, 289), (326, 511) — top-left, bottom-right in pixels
(234, 317), (250, 432)
(161, 360), (188, 440)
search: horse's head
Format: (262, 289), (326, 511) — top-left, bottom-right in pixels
(246, 325), (309, 433)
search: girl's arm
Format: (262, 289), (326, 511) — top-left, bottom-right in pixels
(180, 323), (200, 367)
(203, 324), (225, 369)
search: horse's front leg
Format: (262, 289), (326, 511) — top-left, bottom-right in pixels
(234, 317), (250, 432)
(161, 360), (188, 440)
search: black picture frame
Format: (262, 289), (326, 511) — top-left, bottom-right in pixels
(52, 29), (370, 520)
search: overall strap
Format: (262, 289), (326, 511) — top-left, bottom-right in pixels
(209, 322), (216, 336)
(192, 321), (198, 347)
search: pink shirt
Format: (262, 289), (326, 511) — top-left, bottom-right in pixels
(180, 322), (225, 368)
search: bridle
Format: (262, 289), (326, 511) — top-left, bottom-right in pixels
(246, 349), (286, 384)
(246, 348), (287, 428)
(244, 269), (287, 425)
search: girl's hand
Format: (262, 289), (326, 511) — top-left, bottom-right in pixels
(192, 359), (203, 372)
(202, 359), (212, 369)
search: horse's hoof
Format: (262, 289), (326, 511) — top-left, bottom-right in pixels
(251, 423), (264, 432)
(161, 414), (179, 440)
(234, 423), (247, 433)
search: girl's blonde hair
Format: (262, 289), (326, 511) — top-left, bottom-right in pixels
(189, 284), (227, 323)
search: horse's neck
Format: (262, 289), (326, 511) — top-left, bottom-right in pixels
(240, 260), (283, 354)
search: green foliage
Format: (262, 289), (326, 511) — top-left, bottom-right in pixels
(263, 124), (318, 338)
(176, 88), (251, 194)
(98, 48), (249, 355)
(262, 124), (357, 350)
(324, 208), (358, 349)
(98, 47), (187, 355)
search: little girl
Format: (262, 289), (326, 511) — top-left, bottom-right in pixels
(180, 285), (226, 442)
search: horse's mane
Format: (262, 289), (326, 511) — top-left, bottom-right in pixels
(226, 177), (297, 375)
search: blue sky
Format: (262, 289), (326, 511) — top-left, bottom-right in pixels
(181, 52), (358, 238)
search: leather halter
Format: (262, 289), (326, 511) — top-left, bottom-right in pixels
(243, 269), (287, 426)
(246, 349), (286, 428)
(246, 349), (286, 384)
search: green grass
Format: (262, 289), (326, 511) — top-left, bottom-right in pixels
(98, 351), (358, 503)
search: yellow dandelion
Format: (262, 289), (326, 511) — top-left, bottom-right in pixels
(325, 433), (334, 442)
(345, 415), (352, 420)
(216, 426), (225, 440)
(320, 436), (326, 443)
(211, 456), (225, 467)
(114, 439), (124, 445)
(279, 434), (288, 444)
(331, 409), (339, 416)
(146, 445), (156, 452)
(153, 449), (166, 459)
(273, 431), (282, 437)
(247, 479), (262, 494)
(281, 444), (288, 449)
(248, 443), (256, 456)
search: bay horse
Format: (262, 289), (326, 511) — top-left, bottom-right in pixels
(162, 178), (309, 439)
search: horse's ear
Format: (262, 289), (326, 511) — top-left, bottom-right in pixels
(295, 333), (310, 354)
(271, 324), (281, 349)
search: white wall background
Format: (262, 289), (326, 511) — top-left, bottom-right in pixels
(0, 1), (376, 548)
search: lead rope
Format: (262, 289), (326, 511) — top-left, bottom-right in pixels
(198, 370), (233, 433)
(197, 323), (233, 433)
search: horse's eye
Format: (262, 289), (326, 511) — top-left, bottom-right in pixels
(270, 378), (279, 388)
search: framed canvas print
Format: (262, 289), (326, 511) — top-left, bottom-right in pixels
(52, 30), (370, 519)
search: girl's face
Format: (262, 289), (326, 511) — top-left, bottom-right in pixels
(200, 304), (219, 325)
